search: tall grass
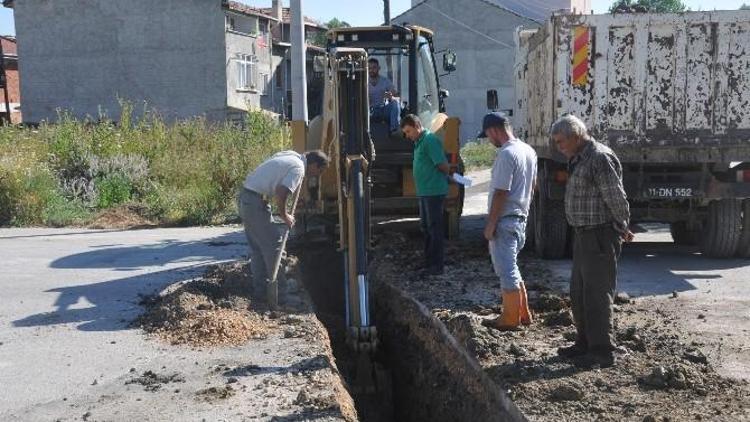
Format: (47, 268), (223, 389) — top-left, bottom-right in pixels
(0, 103), (289, 227)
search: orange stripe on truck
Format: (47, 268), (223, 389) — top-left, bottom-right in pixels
(572, 26), (590, 87)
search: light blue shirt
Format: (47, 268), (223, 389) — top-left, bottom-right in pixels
(488, 139), (537, 217)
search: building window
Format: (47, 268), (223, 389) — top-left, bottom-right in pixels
(237, 54), (258, 90)
(226, 15), (236, 31)
(275, 65), (284, 89)
(260, 73), (269, 95)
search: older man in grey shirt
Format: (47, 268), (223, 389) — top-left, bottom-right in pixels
(239, 150), (329, 296)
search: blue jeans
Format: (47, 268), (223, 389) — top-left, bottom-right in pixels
(371, 101), (401, 132)
(419, 195), (445, 271)
(489, 216), (527, 291)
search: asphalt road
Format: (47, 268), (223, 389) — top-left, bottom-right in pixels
(0, 227), (250, 417)
(0, 227), (358, 421)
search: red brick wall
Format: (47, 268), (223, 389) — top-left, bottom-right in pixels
(0, 37), (21, 124)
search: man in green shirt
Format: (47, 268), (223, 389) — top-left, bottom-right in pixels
(401, 114), (451, 275)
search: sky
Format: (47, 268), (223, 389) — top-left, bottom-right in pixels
(0, 0), (748, 35)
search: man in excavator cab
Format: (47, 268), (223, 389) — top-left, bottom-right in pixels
(367, 57), (401, 136)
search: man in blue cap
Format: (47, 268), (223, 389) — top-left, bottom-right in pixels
(479, 112), (537, 331)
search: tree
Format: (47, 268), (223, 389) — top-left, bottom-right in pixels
(741, 3), (750, 10)
(609, 0), (687, 13)
(311, 18), (351, 48)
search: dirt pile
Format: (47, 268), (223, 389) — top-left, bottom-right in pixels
(134, 262), (276, 347)
(375, 232), (750, 421)
(88, 204), (155, 229)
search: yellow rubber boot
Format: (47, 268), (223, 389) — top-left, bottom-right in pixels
(520, 282), (533, 326)
(482, 290), (522, 331)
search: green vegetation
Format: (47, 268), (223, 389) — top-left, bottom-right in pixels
(609, 0), (687, 13)
(741, 3), (750, 10)
(460, 140), (496, 171)
(0, 103), (289, 227)
(311, 18), (351, 48)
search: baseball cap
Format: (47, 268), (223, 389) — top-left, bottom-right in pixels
(477, 111), (508, 138)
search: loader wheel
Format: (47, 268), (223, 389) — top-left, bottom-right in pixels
(670, 222), (699, 246)
(444, 209), (460, 240)
(533, 191), (569, 259)
(700, 199), (741, 258)
(735, 199), (750, 258)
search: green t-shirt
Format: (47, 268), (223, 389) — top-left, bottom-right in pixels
(413, 130), (449, 197)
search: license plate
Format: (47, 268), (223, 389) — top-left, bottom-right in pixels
(645, 187), (695, 198)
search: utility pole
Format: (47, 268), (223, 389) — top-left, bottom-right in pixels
(291, 0), (308, 123)
(383, 0), (391, 25)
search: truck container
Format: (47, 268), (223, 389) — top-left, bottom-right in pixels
(514, 10), (750, 258)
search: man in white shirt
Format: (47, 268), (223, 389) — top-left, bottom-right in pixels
(239, 150), (329, 295)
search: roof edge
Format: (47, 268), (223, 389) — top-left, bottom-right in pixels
(393, 0), (541, 25)
(223, 1), (279, 21)
(3, 0), (14, 9)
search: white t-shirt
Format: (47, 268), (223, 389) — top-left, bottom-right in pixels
(488, 139), (537, 217)
(368, 75), (396, 107)
(244, 151), (306, 197)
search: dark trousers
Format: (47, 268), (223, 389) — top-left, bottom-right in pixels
(570, 225), (622, 351)
(418, 195), (445, 271)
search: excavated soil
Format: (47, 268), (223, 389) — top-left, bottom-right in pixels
(376, 231), (750, 421)
(124, 258), (359, 421)
(133, 259), (319, 347)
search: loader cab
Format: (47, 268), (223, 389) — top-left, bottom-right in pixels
(328, 25), (447, 151)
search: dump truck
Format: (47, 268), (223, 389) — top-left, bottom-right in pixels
(514, 10), (750, 259)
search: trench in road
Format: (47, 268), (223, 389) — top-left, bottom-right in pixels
(295, 242), (525, 422)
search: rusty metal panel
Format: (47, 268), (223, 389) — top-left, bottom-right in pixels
(672, 20), (688, 135)
(606, 25), (636, 132)
(714, 21), (731, 135)
(726, 21), (750, 130)
(519, 21), (555, 147)
(516, 10), (750, 162)
(646, 23), (677, 133)
(685, 23), (713, 131)
(556, 18), (595, 123)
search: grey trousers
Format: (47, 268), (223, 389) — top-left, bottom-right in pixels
(238, 188), (283, 293)
(570, 225), (622, 351)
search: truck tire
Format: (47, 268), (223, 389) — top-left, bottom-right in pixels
(533, 191), (568, 259)
(736, 199), (750, 258)
(523, 193), (536, 251)
(670, 222), (699, 246)
(700, 199), (742, 258)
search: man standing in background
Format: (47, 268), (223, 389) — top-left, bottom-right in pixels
(401, 114), (451, 276)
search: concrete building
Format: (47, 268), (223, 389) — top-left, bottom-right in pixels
(396, 0), (591, 143)
(0, 35), (21, 124)
(261, 1), (327, 119)
(2, 0), (324, 124)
